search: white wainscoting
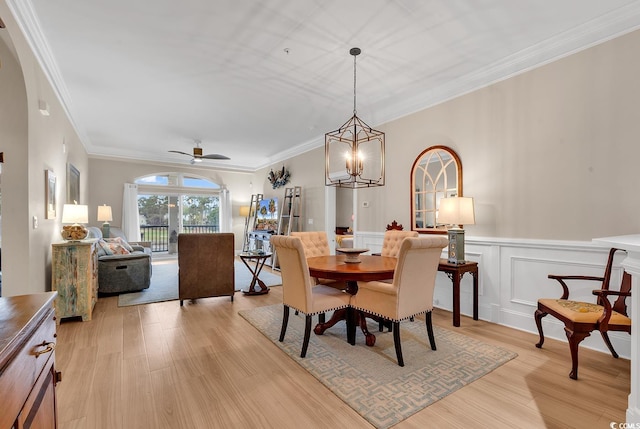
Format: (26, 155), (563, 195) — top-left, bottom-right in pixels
(353, 232), (631, 358)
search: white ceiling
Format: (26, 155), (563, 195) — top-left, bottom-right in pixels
(8, 0), (640, 171)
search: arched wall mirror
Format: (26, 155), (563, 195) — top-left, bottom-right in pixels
(410, 145), (462, 233)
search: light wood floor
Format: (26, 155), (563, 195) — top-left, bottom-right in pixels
(55, 280), (630, 428)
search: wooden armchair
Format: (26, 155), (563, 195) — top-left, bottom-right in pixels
(534, 247), (631, 379)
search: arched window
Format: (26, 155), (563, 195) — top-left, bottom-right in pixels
(133, 173), (225, 252)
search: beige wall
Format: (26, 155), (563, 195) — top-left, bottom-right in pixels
(0, 2), (89, 296)
(255, 149), (327, 233)
(4, 2), (640, 297)
(249, 28), (640, 241)
(87, 158), (255, 250)
(351, 29), (640, 240)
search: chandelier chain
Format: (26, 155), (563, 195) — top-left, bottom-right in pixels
(353, 52), (357, 115)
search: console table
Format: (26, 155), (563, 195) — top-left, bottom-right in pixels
(438, 259), (479, 327)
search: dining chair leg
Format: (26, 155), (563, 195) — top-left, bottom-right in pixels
(301, 315), (312, 358)
(279, 305), (290, 342)
(393, 321), (404, 367)
(319, 313), (326, 324)
(426, 311), (437, 350)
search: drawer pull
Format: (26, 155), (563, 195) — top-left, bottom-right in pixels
(34, 341), (56, 357)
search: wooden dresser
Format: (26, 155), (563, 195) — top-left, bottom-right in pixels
(0, 292), (60, 429)
(51, 240), (98, 323)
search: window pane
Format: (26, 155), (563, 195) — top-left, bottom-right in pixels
(136, 175), (169, 186)
(183, 176), (220, 189)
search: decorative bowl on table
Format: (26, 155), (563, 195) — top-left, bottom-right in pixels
(336, 248), (369, 264)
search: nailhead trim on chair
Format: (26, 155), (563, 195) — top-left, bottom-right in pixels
(349, 306), (431, 322)
(286, 303), (350, 317)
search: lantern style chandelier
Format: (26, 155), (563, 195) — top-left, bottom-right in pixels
(325, 48), (385, 188)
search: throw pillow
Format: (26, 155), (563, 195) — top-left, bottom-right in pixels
(98, 239), (131, 256)
(105, 236), (134, 253)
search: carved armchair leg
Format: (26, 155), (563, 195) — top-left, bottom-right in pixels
(534, 308), (548, 348)
(600, 331), (619, 359)
(565, 327), (590, 380)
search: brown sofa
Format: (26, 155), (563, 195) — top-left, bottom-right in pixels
(178, 233), (235, 305)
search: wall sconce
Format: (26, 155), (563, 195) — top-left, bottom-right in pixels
(437, 197), (475, 264)
(97, 204), (113, 238)
(61, 203), (89, 241)
(325, 48), (385, 189)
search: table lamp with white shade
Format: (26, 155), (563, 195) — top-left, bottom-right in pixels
(61, 203), (89, 241)
(97, 204), (113, 238)
(437, 196), (475, 264)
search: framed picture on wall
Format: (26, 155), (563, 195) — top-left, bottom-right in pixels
(45, 169), (56, 219)
(67, 163), (80, 204)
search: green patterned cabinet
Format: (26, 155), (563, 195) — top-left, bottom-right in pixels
(51, 240), (98, 324)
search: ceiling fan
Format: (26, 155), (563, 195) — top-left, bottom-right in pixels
(168, 140), (230, 164)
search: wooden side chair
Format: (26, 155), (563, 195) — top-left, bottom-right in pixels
(270, 235), (352, 358)
(386, 220), (403, 231)
(534, 247), (632, 379)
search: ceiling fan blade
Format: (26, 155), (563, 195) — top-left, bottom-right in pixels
(168, 150), (191, 156)
(202, 154), (230, 160)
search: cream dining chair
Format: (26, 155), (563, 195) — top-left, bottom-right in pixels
(291, 231), (347, 290)
(380, 230), (419, 257)
(350, 235), (448, 366)
(270, 235), (352, 358)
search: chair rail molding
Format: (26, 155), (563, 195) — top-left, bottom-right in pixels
(355, 231), (630, 359)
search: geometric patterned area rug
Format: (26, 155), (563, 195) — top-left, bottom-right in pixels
(118, 260), (282, 307)
(239, 304), (517, 429)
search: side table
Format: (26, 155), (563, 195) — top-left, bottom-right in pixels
(239, 252), (273, 295)
(438, 259), (479, 327)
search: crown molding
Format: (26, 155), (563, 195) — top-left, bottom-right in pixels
(376, 2), (640, 124)
(10, 1), (640, 170)
(7, 0), (91, 146)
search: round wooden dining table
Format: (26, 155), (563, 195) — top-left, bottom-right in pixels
(306, 254), (396, 346)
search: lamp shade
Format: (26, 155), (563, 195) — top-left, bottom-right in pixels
(97, 204), (113, 222)
(438, 197), (475, 226)
(239, 206), (250, 217)
(61, 204), (88, 224)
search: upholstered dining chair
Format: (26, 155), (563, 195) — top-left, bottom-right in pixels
(534, 247), (631, 379)
(351, 235), (448, 366)
(380, 230), (419, 258)
(291, 231), (347, 290)
(270, 235), (352, 358)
